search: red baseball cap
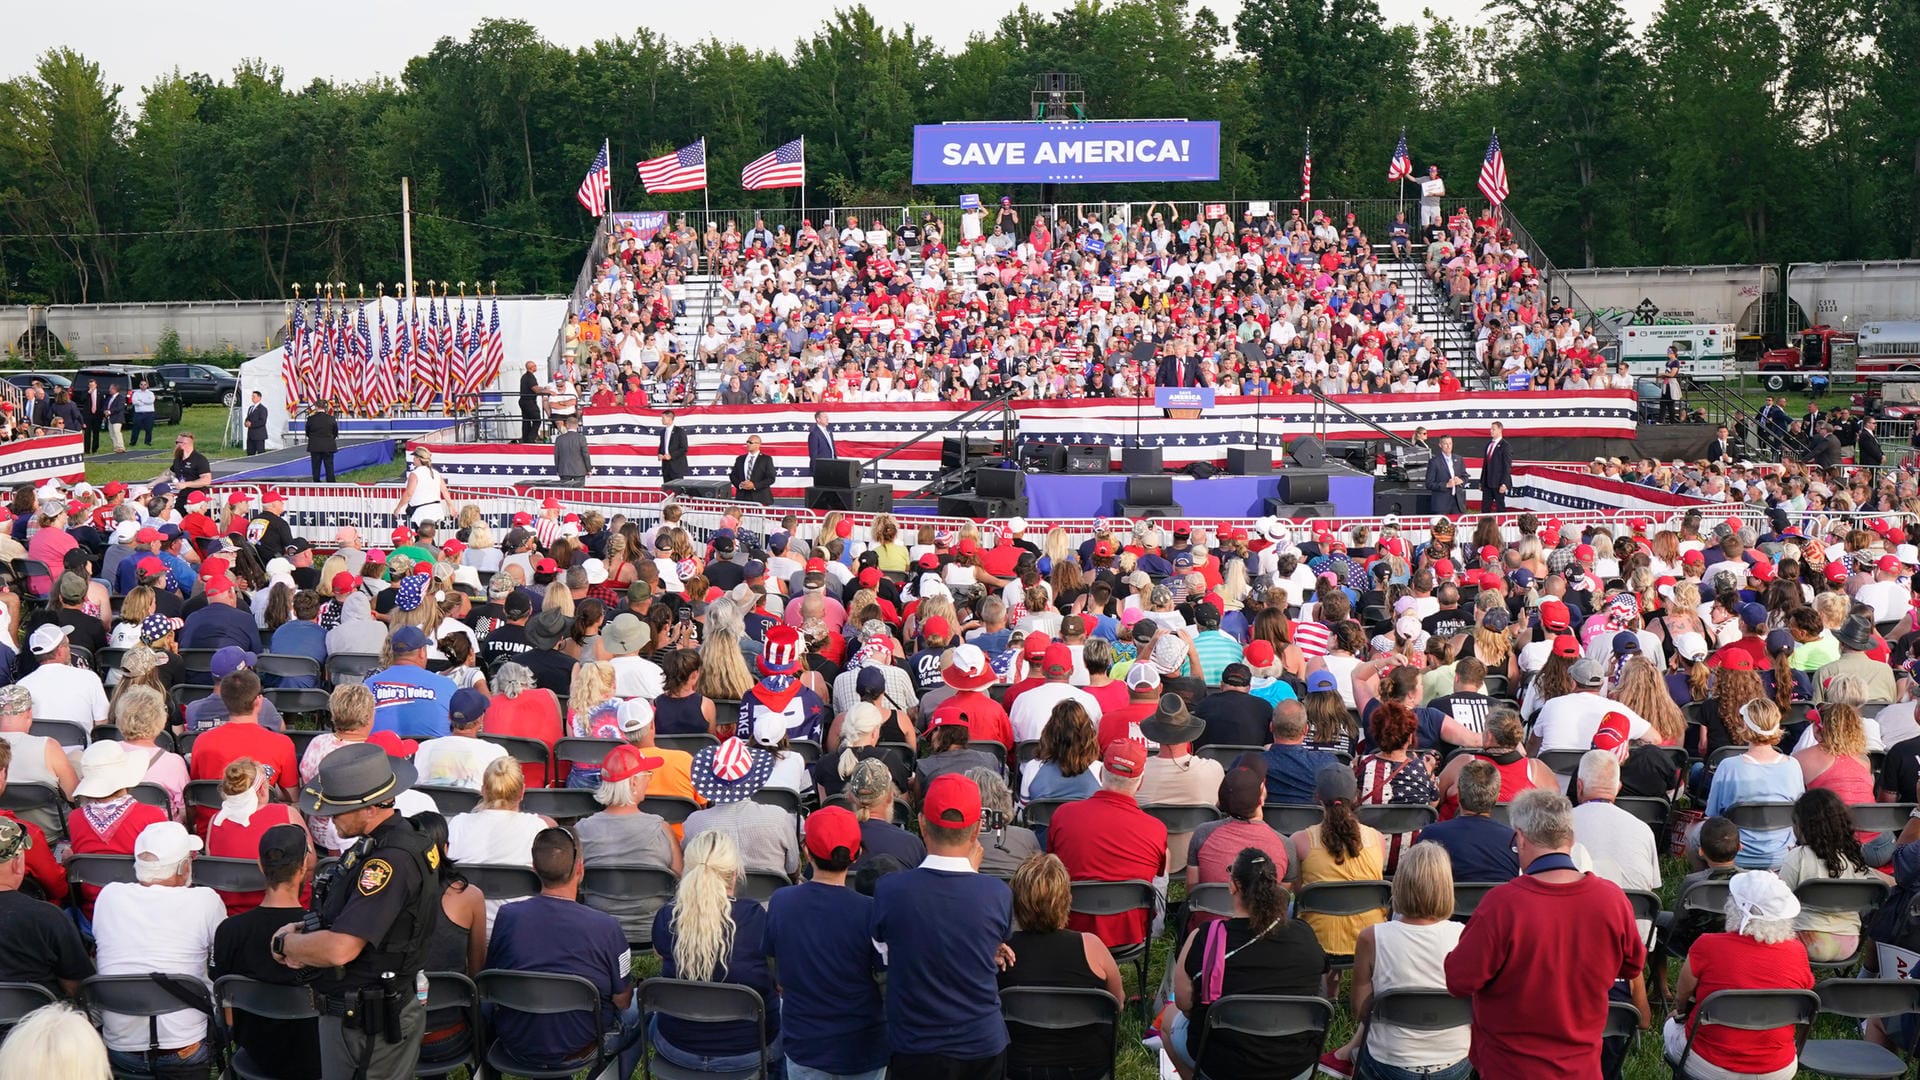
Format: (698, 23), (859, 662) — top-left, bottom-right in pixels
(391, 526), (413, 543)
(1751, 561), (1776, 583)
(134, 527), (162, 544)
(803, 805), (862, 862)
(1022, 632), (1053, 660)
(1712, 649), (1756, 672)
(1573, 544), (1595, 562)
(185, 490), (209, 506)
(366, 730), (418, 758)
(957, 537), (979, 556)
(1172, 520), (1192, 534)
(1551, 634), (1581, 658)
(261, 490), (284, 504)
(922, 773), (983, 828)
(331, 571), (358, 594)
(204, 575), (235, 595)
(804, 558), (827, 575)
(1094, 540), (1114, 558)
(1432, 558), (1454, 579)
(601, 744), (666, 783)
(835, 519), (853, 539)
(922, 615), (952, 642)
(542, 496), (563, 510)
(1825, 561), (1849, 583)
(136, 556), (166, 577)
(1244, 640), (1276, 667)
(1682, 549), (1705, 565)
(1042, 643), (1074, 677)
(103, 481), (126, 497)
(1102, 738), (1149, 778)
(917, 553), (939, 570)
(512, 512), (533, 527)
(857, 566), (881, 588)
(1539, 599), (1571, 633)
(1880, 554), (1903, 574)
(535, 558), (558, 574)
(227, 492), (251, 506)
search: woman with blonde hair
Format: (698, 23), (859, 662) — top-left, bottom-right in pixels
(300, 684), (378, 853)
(869, 512), (909, 575)
(1794, 696), (1874, 805)
(463, 522), (502, 573)
(0, 1003), (111, 1080)
(649, 830), (779, 1074)
(106, 585), (156, 651)
(1611, 657), (1685, 747)
(1040, 526), (1074, 573)
(541, 579), (575, 620)
(111, 683), (187, 819)
(205, 756), (303, 915)
(697, 629), (756, 703)
(447, 757), (555, 932)
(1705, 698), (1805, 869)
(565, 661), (621, 753)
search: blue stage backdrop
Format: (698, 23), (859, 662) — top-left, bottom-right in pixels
(912, 120), (1221, 185)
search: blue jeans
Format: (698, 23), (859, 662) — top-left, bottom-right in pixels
(606, 996), (646, 1080)
(786, 1060), (885, 1080)
(106, 1043), (213, 1079)
(649, 1015), (783, 1078)
(1356, 1042), (1472, 1080)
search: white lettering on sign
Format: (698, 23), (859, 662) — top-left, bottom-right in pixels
(943, 139), (1192, 168)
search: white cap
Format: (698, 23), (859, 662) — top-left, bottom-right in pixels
(28, 623), (71, 656)
(265, 557), (294, 580)
(134, 820), (202, 865)
(1727, 869), (1800, 932)
(451, 565), (483, 591)
(559, 522), (583, 539)
(1395, 614), (1423, 639)
(1006, 517), (1028, 533)
(750, 706), (787, 748)
(1899, 544), (1919, 567)
(582, 558), (608, 585)
(111, 521), (140, 544)
(617, 698), (655, 734)
(1125, 664), (1161, 690)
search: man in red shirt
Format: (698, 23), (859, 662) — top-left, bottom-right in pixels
(1097, 665), (1162, 752)
(189, 670), (297, 833)
(1046, 739), (1167, 950)
(928, 644), (1013, 751)
(998, 633), (1051, 715)
(1446, 788), (1648, 1079)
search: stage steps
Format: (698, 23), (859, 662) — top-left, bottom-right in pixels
(1380, 260), (1479, 382)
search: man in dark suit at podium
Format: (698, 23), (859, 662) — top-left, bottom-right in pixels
(657, 410), (689, 483)
(1480, 420), (1513, 512)
(730, 434), (775, 505)
(1156, 347), (1202, 389)
(807, 412), (837, 478)
(1426, 435), (1467, 515)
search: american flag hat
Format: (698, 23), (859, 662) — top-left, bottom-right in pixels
(396, 574), (428, 613)
(689, 737), (775, 804)
(758, 625), (803, 676)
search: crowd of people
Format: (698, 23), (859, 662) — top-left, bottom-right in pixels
(6, 471), (1920, 1078)
(544, 200), (1541, 408)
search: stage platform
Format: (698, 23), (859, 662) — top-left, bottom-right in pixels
(1021, 468), (1375, 518)
(214, 438), (395, 483)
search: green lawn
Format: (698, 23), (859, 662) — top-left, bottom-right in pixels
(79, 404), (405, 486)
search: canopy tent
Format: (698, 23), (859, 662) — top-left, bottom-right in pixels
(237, 295), (569, 450)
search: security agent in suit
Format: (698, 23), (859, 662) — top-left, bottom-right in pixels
(807, 411), (837, 478)
(553, 414), (592, 485)
(245, 391), (270, 455)
(1703, 424), (1733, 466)
(657, 410), (690, 483)
(1859, 415), (1885, 468)
(306, 401), (341, 482)
(272, 743), (438, 1080)
(1480, 420), (1513, 512)
(1425, 434), (1467, 515)
(730, 433), (776, 505)
(82, 378), (105, 453)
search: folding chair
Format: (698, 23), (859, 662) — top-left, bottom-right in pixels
(177, 649), (219, 678)
(1799, 978), (1920, 1078)
(1143, 803), (1222, 835)
(787, 739), (821, 764)
(477, 970), (610, 1080)
(1293, 881), (1392, 968)
(519, 788), (602, 821)
(580, 864), (680, 952)
(81, 973), (222, 1071)
(413, 784), (480, 815)
(638, 796), (700, 824)
(262, 687), (332, 719)
(1191, 995), (1335, 1080)
(0, 981), (55, 1036)
(28, 718), (90, 747)
(1451, 881), (1504, 920)
(639, 978), (769, 1080)
(1792, 878), (1891, 971)
(458, 864), (541, 902)
(738, 870), (791, 906)
(1615, 796), (1671, 837)
(1847, 803), (1916, 835)
(324, 652), (383, 685)
(553, 737), (625, 772)
(1538, 749), (1588, 777)
(1068, 880), (1158, 1020)
(416, 971), (483, 1079)
(654, 733), (717, 756)
(213, 975), (319, 1080)
(191, 855), (267, 895)
(1356, 803), (1437, 836)
(65, 853), (138, 890)
(1724, 801), (1797, 833)
(0, 780), (67, 843)
(254, 654), (322, 685)
(1603, 999), (1644, 1042)
(1368, 988), (1473, 1035)
(1665, 989), (1818, 1079)
(750, 787), (802, 815)
(1001, 987), (1120, 1080)
(1015, 740), (1042, 765)
(1195, 744), (1266, 769)
(128, 782), (173, 810)
(1022, 798), (1072, 829)
(1185, 881), (1236, 920)
(1262, 802), (1325, 835)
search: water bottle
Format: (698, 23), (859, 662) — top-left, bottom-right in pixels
(415, 970), (429, 1006)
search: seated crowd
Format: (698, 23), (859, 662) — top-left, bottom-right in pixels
(3, 483), (1920, 1078)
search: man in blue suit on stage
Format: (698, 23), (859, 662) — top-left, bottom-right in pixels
(1426, 434), (1468, 515)
(808, 411), (837, 479)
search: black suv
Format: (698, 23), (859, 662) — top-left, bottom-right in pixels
(154, 363), (239, 406)
(74, 366), (184, 424)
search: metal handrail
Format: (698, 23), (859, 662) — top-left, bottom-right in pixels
(1307, 388), (1421, 451)
(858, 388), (1020, 497)
(552, 214), (612, 374)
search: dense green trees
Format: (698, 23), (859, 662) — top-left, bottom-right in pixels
(1, 0), (1914, 304)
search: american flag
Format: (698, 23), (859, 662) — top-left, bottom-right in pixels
(742, 138), (805, 190)
(438, 296), (457, 409)
(283, 299), (307, 408)
(636, 139), (707, 194)
(1388, 130), (1413, 181)
(1299, 131), (1312, 202)
(576, 140), (612, 216)
(372, 302), (395, 413)
(402, 300), (434, 410)
(344, 302), (371, 413)
(483, 297), (505, 390)
(1479, 131), (1509, 205)
(420, 299), (442, 410)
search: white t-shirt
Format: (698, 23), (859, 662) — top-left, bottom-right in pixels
(448, 808), (548, 935)
(94, 881), (225, 1051)
(19, 661), (110, 728)
(412, 734), (508, 789)
(1533, 692), (1649, 754)
(1857, 580), (1912, 625)
(1007, 682), (1103, 744)
(1877, 702), (1920, 753)
(1571, 799), (1662, 941)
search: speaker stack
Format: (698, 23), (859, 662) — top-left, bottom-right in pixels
(1121, 447), (1163, 474)
(976, 467), (1027, 499)
(1287, 435), (1327, 468)
(1117, 473), (1181, 519)
(1226, 447), (1273, 475)
(665, 478), (733, 500)
(1264, 499), (1336, 519)
(939, 494), (1028, 518)
(943, 437), (1007, 469)
(805, 458), (892, 513)
(1020, 442), (1068, 473)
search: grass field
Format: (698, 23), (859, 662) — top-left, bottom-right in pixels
(77, 404), (405, 486)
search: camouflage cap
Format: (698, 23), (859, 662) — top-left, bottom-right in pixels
(0, 817), (30, 861)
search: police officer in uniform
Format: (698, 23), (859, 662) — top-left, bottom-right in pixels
(271, 743), (438, 1080)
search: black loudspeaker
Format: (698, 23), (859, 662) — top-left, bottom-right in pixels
(942, 437), (1004, 469)
(813, 458), (862, 488)
(1121, 447), (1164, 474)
(1288, 436), (1327, 468)
(1127, 475), (1174, 505)
(1118, 502), (1184, 520)
(806, 484), (893, 512)
(1373, 488), (1434, 517)
(976, 467), (1027, 499)
(1020, 443), (1068, 473)
(1226, 448), (1273, 475)
(665, 478), (733, 500)
(1264, 500), (1336, 518)
(1278, 472), (1331, 503)
(939, 494), (1028, 518)
(1325, 441), (1375, 470)
(1065, 445), (1109, 473)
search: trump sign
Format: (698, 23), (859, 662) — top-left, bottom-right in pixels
(912, 120), (1221, 185)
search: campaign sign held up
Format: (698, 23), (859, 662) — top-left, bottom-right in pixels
(958, 193), (981, 209)
(1154, 386), (1216, 410)
(913, 120), (1222, 185)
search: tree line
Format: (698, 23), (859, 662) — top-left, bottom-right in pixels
(1, 0), (1914, 305)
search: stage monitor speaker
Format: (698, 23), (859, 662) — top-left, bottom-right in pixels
(975, 467), (1027, 499)
(1373, 488), (1434, 518)
(1278, 472), (1331, 504)
(938, 494), (1028, 519)
(1121, 447), (1164, 475)
(1126, 475), (1174, 505)
(805, 484), (893, 512)
(1020, 442), (1068, 473)
(1325, 440), (1374, 471)
(943, 437), (1003, 470)
(1226, 448), (1272, 475)
(1065, 444), (1109, 473)
(812, 458), (862, 489)
(1264, 500), (1335, 519)
(1288, 435), (1327, 468)
(1118, 502), (1184, 521)
(665, 478), (733, 500)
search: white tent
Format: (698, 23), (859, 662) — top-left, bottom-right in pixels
(238, 295), (569, 450)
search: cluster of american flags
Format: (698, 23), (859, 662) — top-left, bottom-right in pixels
(576, 136), (805, 214)
(281, 294), (505, 415)
(1378, 127), (1509, 206)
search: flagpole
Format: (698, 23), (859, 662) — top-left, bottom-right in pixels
(799, 135), (806, 237)
(401, 177), (415, 303)
(701, 136), (711, 240)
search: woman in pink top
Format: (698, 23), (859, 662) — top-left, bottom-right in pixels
(24, 501), (76, 597)
(1795, 701), (1875, 825)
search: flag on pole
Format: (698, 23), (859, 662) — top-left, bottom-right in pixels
(742, 138), (805, 190)
(483, 297), (505, 393)
(405, 301), (435, 411)
(576, 140), (612, 216)
(343, 303), (370, 414)
(1300, 131), (1312, 202)
(372, 302), (395, 413)
(419, 299), (441, 410)
(1388, 130), (1413, 181)
(283, 300), (306, 408)
(312, 302), (337, 408)
(636, 139), (707, 194)
(1479, 131), (1509, 205)
(437, 296), (456, 409)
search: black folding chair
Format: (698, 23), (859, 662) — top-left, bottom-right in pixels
(1262, 802), (1325, 834)
(65, 853), (138, 890)
(255, 654), (322, 685)
(1800, 978), (1920, 1078)
(262, 687), (332, 719)
(177, 649), (219, 678)
(639, 795), (700, 824)
(185, 779), (223, 811)
(553, 737), (625, 772)
(0, 980), (55, 1036)
(1185, 881), (1236, 920)
(0, 780), (67, 843)
(413, 784), (480, 815)
(416, 971), (483, 1079)
(738, 871), (792, 906)
(1022, 798), (1072, 828)
(1143, 803), (1222, 835)
(1451, 881), (1504, 920)
(1001, 986), (1120, 1080)
(1724, 801), (1798, 833)
(1847, 802), (1916, 834)
(787, 739), (821, 764)
(82, 972), (222, 1069)
(1537, 748), (1588, 777)
(1792, 878), (1891, 971)
(654, 733), (717, 756)
(285, 728), (324, 762)
(28, 718), (90, 747)
(1195, 744), (1267, 769)
(639, 978), (769, 1080)
(1191, 995), (1334, 1080)
(1614, 796), (1671, 837)
(750, 787), (802, 815)
(459, 864), (541, 902)
(1666, 989), (1818, 1079)
(519, 788), (602, 821)
(324, 652), (383, 685)
(1068, 880), (1158, 1020)
(213, 975), (319, 1080)
(477, 970), (610, 1080)
(1015, 740), (1042, 765)
(1368, 987), (1473, 1035)
(1356, 803), (1437, 836)
(580, 864), (680, 951)
(1293, 881), (1392, 968)
(127, 782), (174, 810)
(192, 856), (267, 895)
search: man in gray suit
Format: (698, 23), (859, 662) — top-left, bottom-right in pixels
(1425, 434), (1467, 515)
(553, 415), (591, 485)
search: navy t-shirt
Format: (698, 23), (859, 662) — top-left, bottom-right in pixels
(652, 897), (779, 1056)
(853, 820), (925, 873)
(1418, 814), (1519, 882)
(180, 602), (263, 657)
(1262, 743), (1338, 804)
(1359, 700), (1449, 752)
(764, 882), (888, 1072)
(486, 896), (631, 1065)
(871, 866), (1011, 1057)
